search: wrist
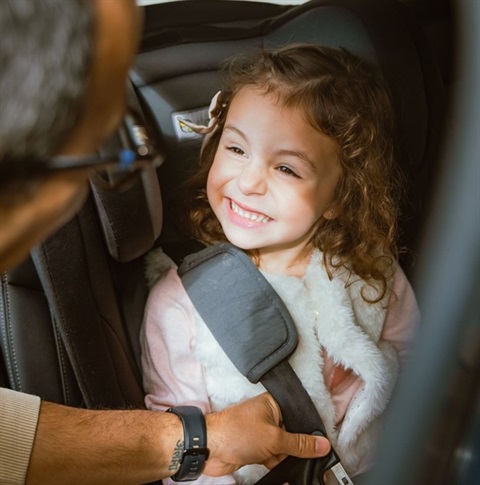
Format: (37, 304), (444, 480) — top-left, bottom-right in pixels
(145, 409), (184, 481)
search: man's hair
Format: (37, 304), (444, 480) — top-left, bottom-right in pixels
(180, 44), (403, 302)
(0, 0), (94, 195)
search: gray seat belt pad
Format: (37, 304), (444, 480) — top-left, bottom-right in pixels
(178, 243), (297, 382)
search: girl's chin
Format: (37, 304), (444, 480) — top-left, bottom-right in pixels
(223, 238), (257, 251)
(221, 230), (262, 251)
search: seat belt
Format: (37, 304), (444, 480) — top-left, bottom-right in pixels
(178, 242), (353, 484)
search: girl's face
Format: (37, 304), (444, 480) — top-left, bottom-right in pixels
(207, 86), (341, 274)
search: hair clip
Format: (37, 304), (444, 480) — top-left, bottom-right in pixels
(178, 91), (225, 135)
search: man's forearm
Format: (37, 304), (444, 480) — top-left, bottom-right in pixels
(25, 393), (330, 485)
(26, 401), (182, 485)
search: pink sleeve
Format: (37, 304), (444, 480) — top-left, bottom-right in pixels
(140, 267), (212, 414)
(140, 268), (237, 485)
(381, 265), (421, 366)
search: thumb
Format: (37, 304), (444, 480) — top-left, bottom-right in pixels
(278, 430), (331, 459)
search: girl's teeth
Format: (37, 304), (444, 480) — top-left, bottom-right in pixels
(231, 201), (270, 223)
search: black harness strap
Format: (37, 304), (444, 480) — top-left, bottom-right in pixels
(261, 360), (326, 435)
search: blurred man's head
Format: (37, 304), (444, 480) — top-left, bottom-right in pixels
(0, 0), (141, 270)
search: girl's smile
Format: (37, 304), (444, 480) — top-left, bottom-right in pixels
(227, 198), (273, 227)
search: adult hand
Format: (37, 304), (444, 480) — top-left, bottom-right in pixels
(204, 392), (331, 477)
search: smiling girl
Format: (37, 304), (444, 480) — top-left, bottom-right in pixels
(141, 44), (420, 484)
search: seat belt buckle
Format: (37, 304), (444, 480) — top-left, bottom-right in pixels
(330, 462), (355, 485)
(313, 432), (355, 485)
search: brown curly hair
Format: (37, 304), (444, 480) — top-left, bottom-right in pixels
(179, 44), (403, 302)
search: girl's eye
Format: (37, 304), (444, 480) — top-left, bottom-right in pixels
(227, 146), (246, 156)
(277, 165), (300, 178)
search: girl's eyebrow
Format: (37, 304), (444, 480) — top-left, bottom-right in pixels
(224, 124), (247, 141)
(224, 124), (316, 170)
(277, 149), (316, 170)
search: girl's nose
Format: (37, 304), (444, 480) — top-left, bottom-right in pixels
(236, 161), (267, 195)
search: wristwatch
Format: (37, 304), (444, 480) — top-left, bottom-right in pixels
(167, 406), (210, 481)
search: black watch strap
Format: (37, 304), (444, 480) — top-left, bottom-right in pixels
(167, 406), (209, 481)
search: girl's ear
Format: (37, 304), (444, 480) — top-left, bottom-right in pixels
(323, 204), (339, 220)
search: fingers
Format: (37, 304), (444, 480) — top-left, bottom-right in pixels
(277, 429), (331, 459)
(261, 392), (331, 459)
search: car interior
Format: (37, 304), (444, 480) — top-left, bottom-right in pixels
(1, 0), (477, 484)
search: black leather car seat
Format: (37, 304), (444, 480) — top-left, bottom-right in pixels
(1, 0), (446, 417)
(0, 165), (162, 408)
